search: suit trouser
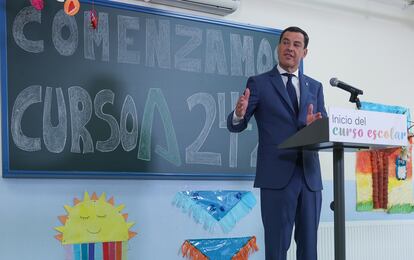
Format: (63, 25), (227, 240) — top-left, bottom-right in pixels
(260, 164), (322, 260)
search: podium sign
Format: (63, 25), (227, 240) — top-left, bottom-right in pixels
(279, 106), (409, 260)
(328, 107), (408, 147)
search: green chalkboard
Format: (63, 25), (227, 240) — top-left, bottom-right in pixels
(1, 0), (281, 179)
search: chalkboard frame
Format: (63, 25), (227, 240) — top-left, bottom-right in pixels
(1, 0), (288, 180)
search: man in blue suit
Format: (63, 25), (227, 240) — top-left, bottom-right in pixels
(227, 26), (327, 260)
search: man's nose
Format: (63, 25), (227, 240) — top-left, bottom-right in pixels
(286, 43), (294, 50)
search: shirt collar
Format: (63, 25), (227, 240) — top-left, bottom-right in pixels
(277, 64), (299, 78)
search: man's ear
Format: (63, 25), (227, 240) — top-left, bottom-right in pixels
(303, 48), (308, 58)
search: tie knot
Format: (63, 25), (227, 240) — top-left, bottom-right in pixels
(282, 73), (294, 80)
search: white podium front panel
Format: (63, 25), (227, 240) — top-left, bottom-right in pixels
(328, 107), (408, 147)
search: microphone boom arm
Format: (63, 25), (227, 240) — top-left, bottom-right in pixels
(330, 77), (363, 109)
(349, 93), (361, 109)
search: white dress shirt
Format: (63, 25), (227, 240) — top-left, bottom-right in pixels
(232, 65), (301, 124)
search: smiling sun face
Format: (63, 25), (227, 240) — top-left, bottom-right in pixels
(55, 192), (136, 245)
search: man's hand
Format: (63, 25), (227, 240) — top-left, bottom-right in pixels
(235, 88), (250, 118)
(306, 104), (322, 125)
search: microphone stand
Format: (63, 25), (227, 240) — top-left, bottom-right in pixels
(349, 93), (361, 109)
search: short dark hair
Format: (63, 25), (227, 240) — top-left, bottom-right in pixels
(279, 26), (309, 48)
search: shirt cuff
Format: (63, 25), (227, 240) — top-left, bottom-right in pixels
(232, 112), (244, 125)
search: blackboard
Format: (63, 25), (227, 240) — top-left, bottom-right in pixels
(1, 0), (282, 179)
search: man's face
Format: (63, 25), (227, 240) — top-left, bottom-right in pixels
(277, 31), (308, 73)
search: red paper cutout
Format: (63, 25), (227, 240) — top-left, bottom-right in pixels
(31, 0), (44, 10)
(90, 10), (98, 29)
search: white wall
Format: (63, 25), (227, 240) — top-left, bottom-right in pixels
(225, 0), (414, 181)
(1, 0), (414, 259)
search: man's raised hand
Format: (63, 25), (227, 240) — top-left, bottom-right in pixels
(235, 88), (250, 118)
(306, 104), (322, 125)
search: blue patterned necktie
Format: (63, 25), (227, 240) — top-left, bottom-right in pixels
(282, 73), (299, 115)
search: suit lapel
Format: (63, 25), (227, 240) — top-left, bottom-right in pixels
(269, 66), (296, 116)
(298, 71), (309, 122)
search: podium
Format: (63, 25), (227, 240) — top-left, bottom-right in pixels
(279, 108), (408, 260)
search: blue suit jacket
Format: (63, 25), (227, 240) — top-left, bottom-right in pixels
(227, 66), (327, 191)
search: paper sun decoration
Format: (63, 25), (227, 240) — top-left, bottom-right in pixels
(55, 192), (136, 245)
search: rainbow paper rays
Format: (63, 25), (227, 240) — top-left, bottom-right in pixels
(63, 241), (128, 260)
(181, 236), (258, 260)
(173, 191), (256, 233)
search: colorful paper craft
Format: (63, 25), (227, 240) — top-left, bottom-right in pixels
(356, 142), (414, 213)
(31, 0), (44, 10)
(55, 192), (137, 259)
(356, 102), (414, 213)
(181, 236), (258, 260)
(173, 190), (256, 233)
(63, 241), (128, 260)
(64, 0), (80, 16)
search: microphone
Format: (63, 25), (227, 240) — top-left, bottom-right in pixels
(330, 78), (363, 95)
(330, 77), (363, 109)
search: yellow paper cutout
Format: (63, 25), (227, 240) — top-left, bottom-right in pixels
(55, 192), (136, 245)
